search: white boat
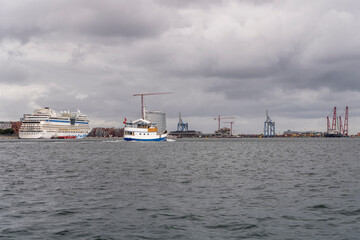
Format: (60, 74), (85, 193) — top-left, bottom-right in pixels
(123, 93), (168, 142)
(124, 118), (167, 141)
(19, 107), (90, 139)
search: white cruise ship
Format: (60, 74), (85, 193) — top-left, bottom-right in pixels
(19, 107), (90, 139)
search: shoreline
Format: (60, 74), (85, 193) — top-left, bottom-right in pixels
(0, 135), (18, 139)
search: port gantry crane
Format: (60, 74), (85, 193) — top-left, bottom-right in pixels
(264, 110), (275, 137)
(177, 112), (189, 132)
(214, 115), (235, 131)
(133, 92), (173, 119)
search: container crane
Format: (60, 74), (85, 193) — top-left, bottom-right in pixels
(264, 110), (275, 137)
(133, 92), (173, 119)
(177, 112), (189, 132)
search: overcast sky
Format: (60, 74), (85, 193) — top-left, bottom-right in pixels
(1, 0), (360, 134)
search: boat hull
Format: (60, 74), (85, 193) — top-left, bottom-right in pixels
(19, 131), (88, 139)
(18, 132), (46, 139)
(124, 137), (167, 142)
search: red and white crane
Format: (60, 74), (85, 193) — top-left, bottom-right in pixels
(214, 115), (235, 131)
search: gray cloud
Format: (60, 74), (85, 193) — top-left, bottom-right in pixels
(0, 0), (176, 43)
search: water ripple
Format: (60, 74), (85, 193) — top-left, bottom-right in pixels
(1, 138), (360, 239)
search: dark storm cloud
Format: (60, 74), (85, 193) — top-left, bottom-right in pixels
(155, 0), (224, 8)
(156, 0), (274, 8)
(317, 71), (360, 91)
(0, 0), (174, 43)
(68, 1), (173, 39)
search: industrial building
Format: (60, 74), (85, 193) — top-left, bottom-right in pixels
(88, 128), (124, 137)
(11, 121), (22, 134)
(0, 121), (12, 130)
(215, 127), (231, 137)
(169, 113), (201, 138)
(0, 121), (22, 134)
(145, 110), (166, 133)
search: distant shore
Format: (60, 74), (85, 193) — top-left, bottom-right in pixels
(0, 135), (18, 139)
(1, 135), (359, 140)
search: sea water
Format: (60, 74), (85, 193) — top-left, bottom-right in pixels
(0, 138), (359, 239)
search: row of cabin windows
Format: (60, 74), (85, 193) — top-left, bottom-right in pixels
(125, 131), (153, 136)
(127, 124), (150, 129)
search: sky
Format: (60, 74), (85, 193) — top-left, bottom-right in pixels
(1, 0), (360, 134)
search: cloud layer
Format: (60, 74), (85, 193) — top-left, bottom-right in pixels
(1, 0), (360, 133)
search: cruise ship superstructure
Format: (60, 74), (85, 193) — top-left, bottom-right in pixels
(19, 107), (90, 139)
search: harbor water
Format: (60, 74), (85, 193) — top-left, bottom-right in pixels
(0, 138), (359, 239)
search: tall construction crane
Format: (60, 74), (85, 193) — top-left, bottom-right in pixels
(214, 115), (235, 131)
(224, 121), (235, 136)
(133, 92), (173, 119)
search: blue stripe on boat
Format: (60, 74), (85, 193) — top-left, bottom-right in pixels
(46, 120), (70, 123)
(45, 120), (88, 124)
(124, 137), (167, 142)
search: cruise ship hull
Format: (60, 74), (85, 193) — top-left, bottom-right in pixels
(19, 131), (88, 139)
(18, 132), (46, 139)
